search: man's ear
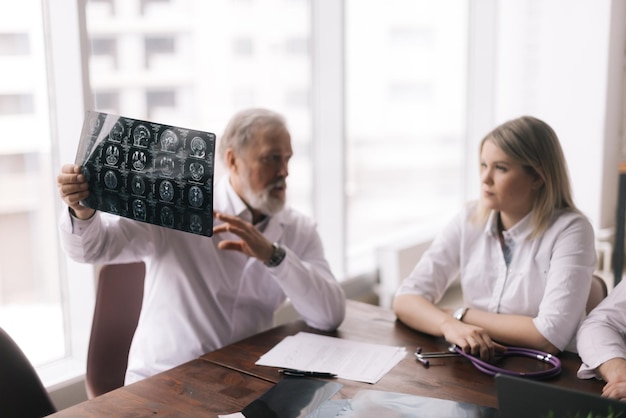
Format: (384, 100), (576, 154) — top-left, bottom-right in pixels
(224, 148), (238, 172)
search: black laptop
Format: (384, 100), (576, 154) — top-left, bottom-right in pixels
(496, 374), (626, 418)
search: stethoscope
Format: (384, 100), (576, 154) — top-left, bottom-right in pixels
(415, 344), (562, 379)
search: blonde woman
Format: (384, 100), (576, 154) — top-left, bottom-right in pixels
(393, 116), (596, 361)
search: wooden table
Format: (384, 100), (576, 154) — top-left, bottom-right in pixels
(202, 299), (604, 409)
(50, 300), (604, 416)
(49, 360), (274, 417)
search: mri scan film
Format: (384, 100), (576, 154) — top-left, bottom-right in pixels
(75, 111), (216, 236)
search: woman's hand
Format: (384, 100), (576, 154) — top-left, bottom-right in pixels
(440, 317), (505, 362)
(394, 294), (505, 362)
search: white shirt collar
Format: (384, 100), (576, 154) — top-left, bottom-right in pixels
(486, 209), (534, 242)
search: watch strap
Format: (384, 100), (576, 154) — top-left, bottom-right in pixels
(265, 242), (286, 267)
(453, 307), (468, 322)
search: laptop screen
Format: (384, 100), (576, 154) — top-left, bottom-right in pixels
(495, 374), (626, 418)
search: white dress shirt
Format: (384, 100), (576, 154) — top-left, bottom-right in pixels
(395, 202), (597, 352)
(577, 279), (626, 379)
(59, 176), (346, 384)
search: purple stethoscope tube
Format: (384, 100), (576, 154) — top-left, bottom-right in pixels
(415, 344), (561, 379)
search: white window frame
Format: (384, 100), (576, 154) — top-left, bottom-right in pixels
(311, 0), (346, 278)
(464, 0), (497, 199)
(38, 0), (95, 388)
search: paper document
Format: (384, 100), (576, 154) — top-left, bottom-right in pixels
(255, 332), (406, 384)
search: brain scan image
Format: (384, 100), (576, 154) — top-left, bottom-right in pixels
(105, 144), (120, 166)
(160, 129), (179, 152)
(103, 195), (119, 214)
(132, 199), (147, 221)
(159, 156), (175, 177)
(110, 122), (124, 142)
(104, 170), (118, 189)
(190, 136), (207, 158)
(189, 213), (203, 234)
(132, 150), (147, 171)
(108, 201), (119, 214)
(188, 186), (204, 208)
(131, 175), (146, 196)
(159, 180), (174, 202)
(189, 161), (205, 182)
(160, 206), (174, 228)
(133, 124), (151, 147)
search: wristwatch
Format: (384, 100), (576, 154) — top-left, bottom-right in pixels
(264, 242), (286, 267)
(453, 307), (468, 322)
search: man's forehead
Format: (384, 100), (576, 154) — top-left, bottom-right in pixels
(248, 126), (290, 148)
(251, 123), (288, 138)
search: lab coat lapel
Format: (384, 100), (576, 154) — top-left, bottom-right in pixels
(263, 211), (286, 244)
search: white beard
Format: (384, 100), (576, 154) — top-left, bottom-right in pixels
(241, 172), (286, 216)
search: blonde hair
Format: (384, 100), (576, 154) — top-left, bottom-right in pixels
(474, 116), (578, 237)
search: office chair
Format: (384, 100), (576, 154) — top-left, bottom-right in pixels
(586, 274), (608, 314)
(0, 327), (56, 417)
(85, 262), (145, 399)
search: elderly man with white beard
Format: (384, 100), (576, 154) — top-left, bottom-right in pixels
(56, 107), (346, 384)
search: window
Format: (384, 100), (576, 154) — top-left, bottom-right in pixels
(146, 89), (176, 119)
(144, 36), (175, 69)
(0, 0), (98, 389)
(344, 0), (468, 274)
(90, 0), (115, 16)
(0, 1), (65, 371)
(232, 88), (255, 108)
(0, 33), (30, 55)
(0, 94), (34, 114)
(93, 91), (120, 115)
(233, 37), (254, 56)
(284, 37), (309, 55)
(140, 0), (171, 15)
(90, 37), (117, 70)
(284, 88), (309, 108)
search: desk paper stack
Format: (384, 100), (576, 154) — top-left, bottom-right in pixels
(255, 332), (407, 384)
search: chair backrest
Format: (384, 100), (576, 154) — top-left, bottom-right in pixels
(0, 327), (56, 417)
(586, 274), (608, 314)
(85, 262), (145, 399)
